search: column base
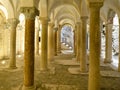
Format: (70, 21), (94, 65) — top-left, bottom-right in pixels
(104, 59), (113, 63)
(76, 57), (80, 62)
(68, 67), (88, 75)
(118, 64), (120, 72)
(2, 56), (9, 59)
(40, 68), (48, 72)
(57, 51), (61, 54)
(57, 53), (61, 56)
(48, 57), (54, 62)
(9, 66), (17, 69)
(80, 70), (88, 74)
(54, 53), (57, 56)
(21, 85), (36, 90)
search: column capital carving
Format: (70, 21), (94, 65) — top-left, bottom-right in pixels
(20, 7), (39, 19)
(76, 21), (81, 25)
(76, 22), (81, 28)
(40, 17), (49, 24)
(88, 1), (104, 8)
(7, 18), (19, 28)
(48, 22), (54, 27)
(81, 16), (88, 20)
(54, 27), (58, 31)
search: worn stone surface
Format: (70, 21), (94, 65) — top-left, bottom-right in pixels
(101, 71), (120, 77)
(0, 54), (119, 90)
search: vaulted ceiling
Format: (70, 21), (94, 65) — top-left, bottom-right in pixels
(0, 0), (119, 27)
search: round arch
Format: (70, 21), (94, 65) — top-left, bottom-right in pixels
(48, 4), (80, 22)
(0, 0), (14, 18)
(60, 24), (74, 51)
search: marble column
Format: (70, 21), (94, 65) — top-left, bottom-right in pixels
(20, 7), (37, 90)
(40, 17), (48, 71)
(104, 24), (113, 63)
(57, 27), (61, 55)
(48, 22), (54, 62)
(118, 19), (120, 72)
(35, 29), (39, 55)
(9, 18), (18, 69)
(76, 22), (81, 62)
(88, 2), (103, 90)
(80, 16), (88, 72)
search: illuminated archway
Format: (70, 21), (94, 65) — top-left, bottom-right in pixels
(61, 24), (74, 52)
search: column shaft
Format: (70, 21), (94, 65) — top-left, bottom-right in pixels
(54, 29), (57, 56)
(88, 2), (103, 90)
(76, 22), (81, 62)
(24, 19), (35, 86)
(118, 19), (120, 72)
(20, 7), (38, 89)
(9, 19), (18, 69)
(74, 28), (77, 56)
(35, 29), (39, 55)
(104, 24), (113, 63)
(40, 17), (48, 71)
(57, 28), (61, 55)
(80, 17), (88, 72)
(48, 23), (54, 62)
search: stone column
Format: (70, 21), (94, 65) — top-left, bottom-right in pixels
(57, 27), (61, 55)
(35, 29), (39, 55)
(40, 17), (48, 71)
(104, 24), (113, 63)
(76, 22), (81, 62)
(54, 28), (58, 56)
(9, 18), (18, 69)
(88, 2), (103, 90)
(118, 19), (120, 72)
(80, 16), (88, 72)
(20, 7), (37, 90)
(48, 22), (54, 62)
(74, 27), (77, 56)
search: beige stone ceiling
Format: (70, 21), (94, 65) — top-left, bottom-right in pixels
(0, 0), (119, 26)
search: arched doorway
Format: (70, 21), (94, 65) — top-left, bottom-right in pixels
(61, 24), (74, 54)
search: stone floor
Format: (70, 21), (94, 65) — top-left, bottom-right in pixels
(0, 52), (120, 90)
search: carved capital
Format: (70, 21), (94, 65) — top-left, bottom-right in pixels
(89, 2), (103, 8)
(76, 21), (81, 26)
(81, 16), (88, 20)
(54, 27), (58, 31)
(48, 22), (54, 28)
(20, 7), (39, 19)
(7, 18), (19, 28)
(40, 17), (49, 25)
(76, 22), (81, 31)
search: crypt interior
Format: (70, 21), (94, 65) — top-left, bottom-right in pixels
(0, 0), (120, 90)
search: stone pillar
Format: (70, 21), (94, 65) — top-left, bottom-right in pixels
(40, 17), (48, 71)
(35, 29), (39, 55)
(9, 18), (18, 69)
(57, 27), (61, 55)
(54, 28), (58, 56)
(20, 7), (37, 90)
(88, 2), (103, 90)
(118, 19), (120, 72)
(76, 22), (81, 62)
(74, 27), (77, 56)
(48, 22), (54, 62)
(80, 16), (88, 72)
(104, 24), (113, 63)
